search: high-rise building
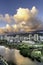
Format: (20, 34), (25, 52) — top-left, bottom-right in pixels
(34, 34), (39, 41)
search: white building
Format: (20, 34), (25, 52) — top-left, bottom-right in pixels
(29, 34), (32, 40)
(39, 36), (43, 42)
(34, 34), (39, 41)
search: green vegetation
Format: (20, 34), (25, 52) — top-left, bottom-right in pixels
(0, 39), (43, 62)
(17, 43), (43, 62)
(31, 49), (41, 61)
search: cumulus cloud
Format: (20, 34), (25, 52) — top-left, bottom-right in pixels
(0, 14), (13, 23)
(31, 6), (38, 15)
(5, 24), (20, 33)
(12, 24), (19, 32)
(0, 28), (5, 34)
(13, 6), (38, 22)
(13, 6), (41, 32)
(0, 15), (4, 21)
(0, 6), (42, 33)
(4, 14), (11, 22)
(5, 24), (14, 32)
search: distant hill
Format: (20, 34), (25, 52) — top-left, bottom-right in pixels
(5, 30), (43, 36)
(0, 30), (43, 36)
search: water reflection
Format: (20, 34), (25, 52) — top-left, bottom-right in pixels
(0, 46), (16, 64)
(0, 46), (43, 65)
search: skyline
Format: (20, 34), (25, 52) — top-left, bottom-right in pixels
(0, 0), (43, 34)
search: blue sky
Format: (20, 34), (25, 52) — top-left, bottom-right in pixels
(0, 0), (43, 15)
(0, 0), (43, 32)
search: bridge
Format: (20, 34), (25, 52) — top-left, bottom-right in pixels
(0, 56), (8, 65)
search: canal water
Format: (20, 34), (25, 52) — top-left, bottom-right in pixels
(0, 46), (43, 65)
